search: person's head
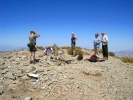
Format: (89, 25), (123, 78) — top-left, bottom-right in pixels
(101, 31), (105, 36)
(30, 30), (35, 35)
(95, 33), (99, 37)
(71, 32), (75, 37)
(46, 46), (50, 49)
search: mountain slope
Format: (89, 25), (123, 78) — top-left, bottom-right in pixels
(115, 50), (133, 58)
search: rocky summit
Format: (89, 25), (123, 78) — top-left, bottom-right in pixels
(0, 49), (133, 100)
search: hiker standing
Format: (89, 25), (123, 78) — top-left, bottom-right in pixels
(29, 30), (40, 64)
(71, 32), (78, 57)
(101, 31), (108, 60)
(94, 33), (101, 58)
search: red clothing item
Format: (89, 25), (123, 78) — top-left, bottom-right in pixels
(90, 55), (96, 59)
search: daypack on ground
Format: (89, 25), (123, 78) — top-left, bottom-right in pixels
(89, 58), (97, 62)
(89, 55), (97, 62)
(77, 55), (83, 60)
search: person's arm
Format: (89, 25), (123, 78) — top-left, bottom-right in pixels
(50, 48), (53, 53)
(73, 36), (78, 42)
(44, 48), (47, 55)
(34, 31), (40, 37)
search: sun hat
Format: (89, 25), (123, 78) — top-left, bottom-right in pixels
(71, 32), (74, 35)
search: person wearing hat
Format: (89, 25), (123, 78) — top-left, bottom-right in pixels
(29, 30), (40, 64)
(93, 33), (101, 58)
(101, 31), (108, 60)
(71, 32), (78, 57)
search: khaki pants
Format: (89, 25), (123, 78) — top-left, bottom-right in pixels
(94, 47), (99, 58)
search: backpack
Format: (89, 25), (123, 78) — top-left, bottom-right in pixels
(89, 54), (97, 62)
(27, 42), (35, 48)
(89, 58), (97, 62)
(77, 55), (83, 60)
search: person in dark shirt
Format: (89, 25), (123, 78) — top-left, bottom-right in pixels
(71, 32), (78, 57)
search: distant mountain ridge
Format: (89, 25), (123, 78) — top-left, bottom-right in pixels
(115, 50), (133, 58)
(0, 45), (28, 51)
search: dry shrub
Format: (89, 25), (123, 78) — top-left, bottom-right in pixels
(36, 46), (44, 50)
(99, 49), (102, 53)
(60, 46), (71, 49)
(121, 57), (133, 63)
(67, 47), (84, 56)
(108, 52), (115, 56)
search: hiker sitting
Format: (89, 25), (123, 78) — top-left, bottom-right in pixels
(84, 54), (105, 62)
(44, 46), (53, 56)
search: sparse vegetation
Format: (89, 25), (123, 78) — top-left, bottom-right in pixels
(91, 48), (102, 53)
(67, 46), (84, 55)
(99, 49), (102, 53)
(92, 49), (115, 56)
(60, 46), (71, 49)
(36, 46), (44, 50)
(108, 52), (115, 56)
(121, 57), (133, 63)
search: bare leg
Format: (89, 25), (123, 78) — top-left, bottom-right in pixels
(73, 50), (75, 56)
(44, 52), (46, 56)
(32, 52), (35, 61)
(29, 52), (33, 63)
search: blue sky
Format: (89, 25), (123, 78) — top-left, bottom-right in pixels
(0, 0), (133, 51)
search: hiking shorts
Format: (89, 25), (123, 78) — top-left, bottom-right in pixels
(71, 43), (75, 50)
(29, 47), (36, 52)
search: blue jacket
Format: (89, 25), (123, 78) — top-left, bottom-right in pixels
(94, 37), (101, 48)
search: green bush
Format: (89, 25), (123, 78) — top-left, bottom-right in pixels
(108, 52), (115, 56)
(121, 57), (133, 63)
(67, 48), (84, 56)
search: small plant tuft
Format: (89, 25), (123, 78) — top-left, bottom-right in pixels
(36, 46), (44, 50)
(108, 52), (115, 56)
(121, 57), (133, 63)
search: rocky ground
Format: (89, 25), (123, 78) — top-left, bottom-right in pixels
(0, 49), (133, 100)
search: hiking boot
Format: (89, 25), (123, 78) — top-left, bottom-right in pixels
(32, 61), (36, 64)
(30, 60), (32, 64)
(105, 58), (108, 60)
(104, 57), (108, 60)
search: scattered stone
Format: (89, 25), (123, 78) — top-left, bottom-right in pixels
(20, 76), (31, 80)
(83, 67), (102, 76)
(21, 56), (28, 61)
(4, 73), (16, 80)
(41, 85), (47, 90)
(27, 73), (40, 79)
(0, 86), (4, 95)
(0, 49), (133, 100)
(1, 69), (8, 74)
(25, 97), (32, 100)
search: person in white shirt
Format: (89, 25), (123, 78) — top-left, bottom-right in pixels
(101, 31), (108, 60)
